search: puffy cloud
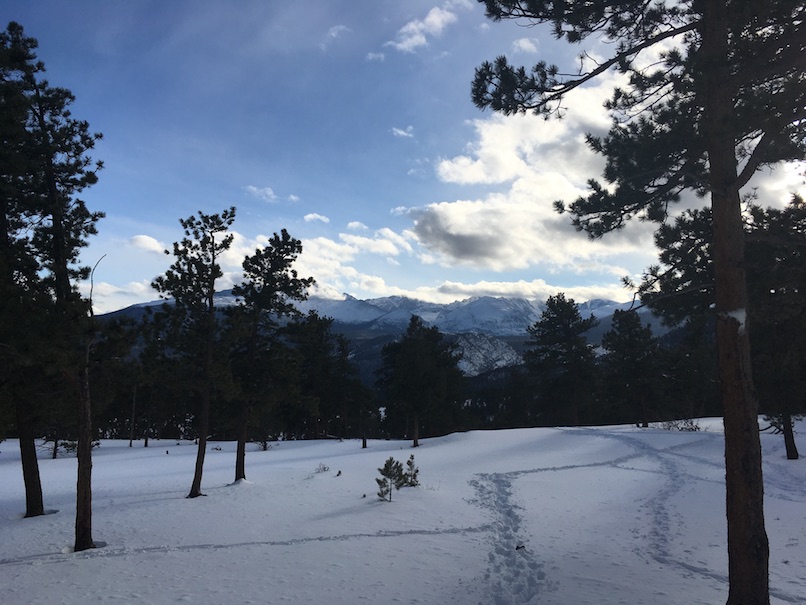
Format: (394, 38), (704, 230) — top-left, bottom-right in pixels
(304, 213), (330, 223)
(130, 234), (166, 254)
(347, 221), (369, 231)
(288, 194), (300, 203)
(244, 185), (278, 202)
(512, 38), (539, 54)
(366, 52), (385, 62)
(339, 233), (401, 256)
(386, 3), (468, 53)
(419, 71), (656, 275)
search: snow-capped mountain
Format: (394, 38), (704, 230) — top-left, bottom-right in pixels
(299, 294), (544, 337)
(112, 292), (657, 378)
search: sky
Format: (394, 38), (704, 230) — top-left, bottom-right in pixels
(5, 1), (804, 313)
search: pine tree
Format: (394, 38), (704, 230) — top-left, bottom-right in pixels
(524, 294), (598, 426)
(1, 22), (103, 550)
(471, 3), (804, 599)
(152, 207), (235, 498)
(377, 316), (464, 447)
(600, 309), (658, 427)
(227, 229), (313, 481)
(376, 457), (404, 501)
(639, 198), (806, 459)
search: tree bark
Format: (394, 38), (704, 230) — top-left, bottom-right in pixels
(702, 3), (769, 603)
(234, 401), (250, 482)
(187, 384), (210, 498)
(15, 398), (45, 518)
(74, 365), (95, 551)
(781, 413), (799, 460)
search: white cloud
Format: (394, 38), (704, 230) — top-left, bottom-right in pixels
(512, 38), (539, 54)
(414, 74), (658, 276)
(304, 213), (330, 223)
(130, 234), (166, 254)
(347, 221), (368, 231)
(288, 194), (300, 203)
(366, 52), (385, 62)
(244, 185), (278, 202)
(392, 125), (415, 138)
(320, 25), (350, 51)
(386, 3), (467, 53)
(339, 233), (400, 256)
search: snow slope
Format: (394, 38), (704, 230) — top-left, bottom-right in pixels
(1, 422), (804, 605)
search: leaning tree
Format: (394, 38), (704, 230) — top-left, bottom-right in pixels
(472, 2), (804, 602)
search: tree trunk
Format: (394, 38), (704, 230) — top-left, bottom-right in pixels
(234, 401), (250, 482)
(129, 383), (137, 447)
(74, 365), (95, 551)
(702, 3), (769, 603)
(412, 412), (419, 448)
(187, 387), (209, 498)
(781, 413), (799, 460)
(15, 398), (45, 518)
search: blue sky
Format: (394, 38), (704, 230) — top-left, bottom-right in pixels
(6, 1), (802, 313)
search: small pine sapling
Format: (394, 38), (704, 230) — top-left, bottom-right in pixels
(376, 457), (404, 501)
(404, 454), (419, 487)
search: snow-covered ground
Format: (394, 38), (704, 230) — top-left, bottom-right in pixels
(1, 420), (804, 605)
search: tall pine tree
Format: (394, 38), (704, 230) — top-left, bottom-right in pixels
(152, 207), (235, 498)
(1, 22), (104, 552)
(472, 3), (804, 599)
(524, 293), (598, 426)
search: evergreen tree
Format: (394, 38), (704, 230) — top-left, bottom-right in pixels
(638, 198), (805, 458)
(227, 229), (313, 481)
(0, 22), (103, 550)
(283, 312), (369, 440)
(152, 207), (235, 498)
(472, 3), (804, 598)
(600, 309), (658, 427)
(524, 293), (598, 426)
(377, 316), (464, 447)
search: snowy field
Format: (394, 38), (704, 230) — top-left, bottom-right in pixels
(1, 420), (804, 605)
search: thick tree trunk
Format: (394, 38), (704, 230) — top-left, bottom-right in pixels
(781, 413), (799, 460)
(702, 3), (769, 603)
(15, 398), (45, 518)
(74, 365), (95, 551)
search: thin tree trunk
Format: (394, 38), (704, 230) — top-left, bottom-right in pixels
(187, 385), (210, 498)
(15, 398), (45, 518)
(702, 3), (769, 603)
(234, 401), (250, 482)
(412, 412), (419, 448)
(74, 365), (95, 551)
(781, 412), (799, 460)
(129, 383), (137, 447)
(188, 307), (215, 498)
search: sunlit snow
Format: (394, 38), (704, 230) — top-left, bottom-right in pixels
(1, 421), (804, 604)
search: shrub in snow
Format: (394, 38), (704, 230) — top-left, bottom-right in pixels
(659, 418), (700, 432)
(376, 457), (404, 501)
(315, 463), (330, 473)
(376, 455), (420, 501)
(404, 454), (419, 487)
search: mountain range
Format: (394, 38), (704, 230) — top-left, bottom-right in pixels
(114, 292), (664, 378)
